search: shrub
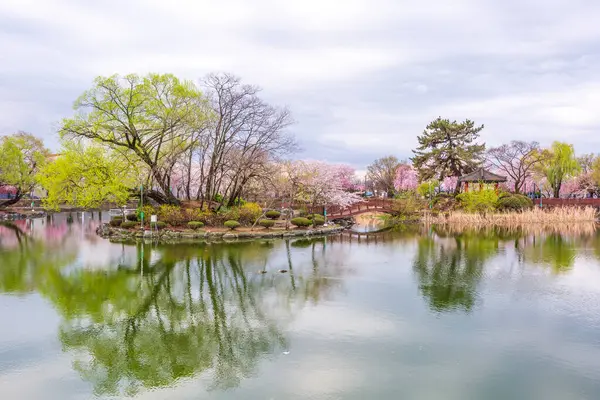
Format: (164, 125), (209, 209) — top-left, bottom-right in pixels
(187, 221), (205, 230)
(120, 221), (138, 229)
(126, 214), (138, 222)
(137, 205), (156, 221)
(265, 210), (281, 220)
(157, 205), (186, 226)
(109, 218), (122, 227)
(456, 188), (498, 213)
(392, 195), (422, 217)
(312, 217), (325, 226)
(291, 217), (311, 227)
(224, 220), (241, 230)
(238, 202), (262, 225)
(306, 214), (313, 220)
(496, 194), (534, 211)
(258, 219), (275, 228)
(155, 221), (167, 230)
(417, 180), (440, 198)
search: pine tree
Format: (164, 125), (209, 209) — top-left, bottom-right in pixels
(411, 117), (486, 192)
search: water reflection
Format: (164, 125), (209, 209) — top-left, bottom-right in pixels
(1, 217), (600, 398)
(0, 221), (350, 397)
(412, 230), (494, 313)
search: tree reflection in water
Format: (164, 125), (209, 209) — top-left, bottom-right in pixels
(0, 229), (350, 397)
(412, 229), (498, 313)
(1, 220), (599, 395)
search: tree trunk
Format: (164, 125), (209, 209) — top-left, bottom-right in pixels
(0, 190), (22, 209)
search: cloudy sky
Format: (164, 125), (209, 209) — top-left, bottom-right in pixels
(2, 0), (600, 171)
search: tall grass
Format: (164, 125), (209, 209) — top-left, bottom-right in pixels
(434, 206), (597, 224)
(435, 222), (597, 237)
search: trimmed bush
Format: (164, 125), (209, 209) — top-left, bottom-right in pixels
(187, 221), (205, 230)
(258, 219), (275, 228)
(120, 221), (138, 229)
(155, 221), (167, 230)
(291, 217), (311, 228)
(265, 210), (281, 220)
(312, 217), (325, 226)
(109, 218), (123, 227)
(496, 194), (534, 211)
(126, 214), (138, 222)
(224, 220), (241, 230)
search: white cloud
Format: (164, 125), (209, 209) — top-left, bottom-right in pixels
(1, 0), (600, 165)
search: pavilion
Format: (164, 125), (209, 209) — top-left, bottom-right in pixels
(458, 168), (507, 192)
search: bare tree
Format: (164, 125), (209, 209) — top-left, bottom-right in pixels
(486, 141), (541, 193)
(199, 73), (295, 207)
(366, 155), (400, 197)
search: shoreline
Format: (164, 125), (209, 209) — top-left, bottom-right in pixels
(96, 223), (348, 243)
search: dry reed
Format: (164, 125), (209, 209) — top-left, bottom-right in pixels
(434, 206), (597, 225)
(436, 222), (597, 237)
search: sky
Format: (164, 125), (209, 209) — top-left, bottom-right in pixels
(2, 0), (600, 173)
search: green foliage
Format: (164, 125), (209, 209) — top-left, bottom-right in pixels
(312, 217), (325, 226)
(155, 221), (167, 230)
(238, 202), (262, 225)
(109, 219), (122, 227)
(0, 132), (49, 205)
(126, 214), (138, 222)
(137, 205), (156, 222)
(417, 180), (440, 198)
(495, 193), (533, 211)
(258, 219), (275, 228)
(157, 205), (186, 226)
(224, 220), (240, 230)
(411, 118), (486, 184)
(391, 194), (422, 218)
(456, 188), (499, 213)
(535, 142), (580, 198)
(120, 221), (138, 229)
(187, 221), (205, 230)
(265, 210), (281, 220)
(37, 141), (135, 210)
(291, 217), (311, 227)
(60, 73), (207, 205)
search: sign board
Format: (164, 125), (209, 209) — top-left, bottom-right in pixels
(150, 215), (158, 223)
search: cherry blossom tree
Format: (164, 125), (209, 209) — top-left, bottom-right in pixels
(394, 164), (418, 192)
(441, 176), (458, 193)
(293, 161), (362, 209)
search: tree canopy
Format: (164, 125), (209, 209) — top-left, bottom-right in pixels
(60, 73), (208, 205)
(366, 155), (401, 197)
(37, 142), (139, 210)
(0, 132), (49, 208)
(534, 141), (580, 198)
(411, 118), (486, 192)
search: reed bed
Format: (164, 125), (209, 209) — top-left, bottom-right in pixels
(436, 222), (597, 237)
(434, 206), (597, 225)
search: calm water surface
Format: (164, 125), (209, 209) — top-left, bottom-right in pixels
(2, 213), (600, 399)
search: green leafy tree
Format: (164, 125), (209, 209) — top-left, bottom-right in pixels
(411, 118), (486, 192)
(60, 73), (208, 205)
(535, 142), (580, 198)
(0, 132), (49, 208)
(37, 142), (138, 210)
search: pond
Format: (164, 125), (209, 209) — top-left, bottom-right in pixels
(2, 212), (600, 399)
